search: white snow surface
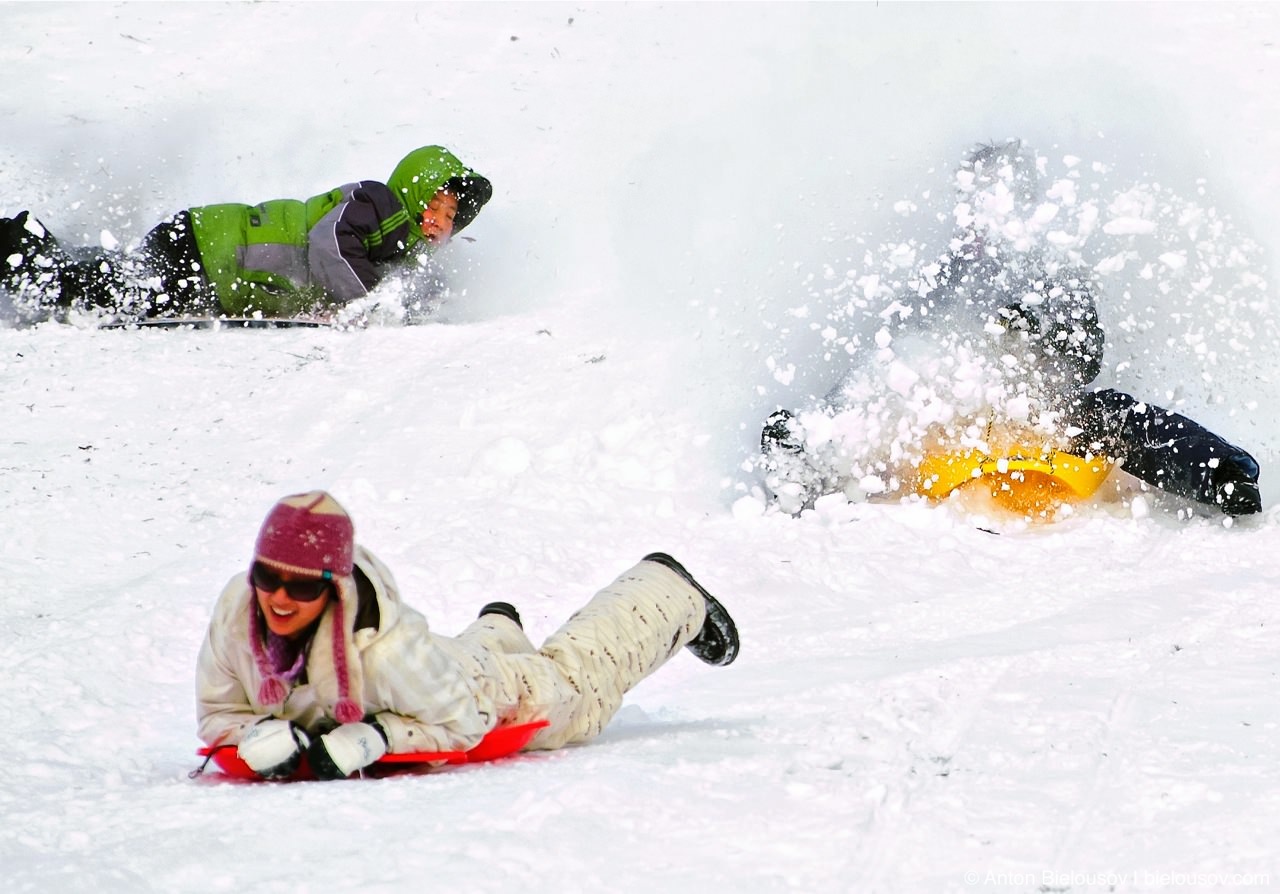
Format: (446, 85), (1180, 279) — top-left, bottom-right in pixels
(3, 3), (1280, 892)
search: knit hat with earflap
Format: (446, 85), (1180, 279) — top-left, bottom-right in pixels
(248, 491), (365, 724)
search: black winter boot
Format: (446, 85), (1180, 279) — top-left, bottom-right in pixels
(0, 211), (77, 310)
(478, 601), (522, 629)
(0, 211), (28, 258)
(643, 552), (739, 666)
(1, 211), (38, 286)
(0, 211), (60, 263)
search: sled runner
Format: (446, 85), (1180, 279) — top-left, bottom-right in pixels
(194, 719), (550, 781)
(114, 316), (329, 330)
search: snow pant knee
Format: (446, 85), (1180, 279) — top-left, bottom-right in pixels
(457, 614), (537, 656)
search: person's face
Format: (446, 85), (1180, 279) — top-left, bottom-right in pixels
(421, 191), (459, 245)
(253, 564), (332, 639)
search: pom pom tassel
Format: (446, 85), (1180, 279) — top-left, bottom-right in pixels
(258, 676), (289, 707)
(248, 585), (305, 709)
(334, 698), (364, 724)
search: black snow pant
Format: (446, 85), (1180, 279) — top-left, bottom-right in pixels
(1065, 388), (1262, 515)
(0, 210), (218, 320)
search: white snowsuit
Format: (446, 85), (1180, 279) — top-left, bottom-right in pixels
(196, 548), (708, 754)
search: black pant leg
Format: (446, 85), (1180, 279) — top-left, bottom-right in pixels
(138, 211), (220, 316)
(1067, 388), (1261, 514)
(2, 211), (164, 318)
(0, 212), (79, 309)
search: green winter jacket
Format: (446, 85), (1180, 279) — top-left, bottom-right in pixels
(188, 146), (492, 317)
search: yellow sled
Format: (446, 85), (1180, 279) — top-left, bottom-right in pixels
(917, 446), (1114, 516)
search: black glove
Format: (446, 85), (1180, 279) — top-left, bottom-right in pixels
(761, 408), (804, 455)
(237, 719), (311, 780)
(307, 719), (390, 781)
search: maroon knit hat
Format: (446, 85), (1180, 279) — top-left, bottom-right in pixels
(254, 491), (355, 578)
(248, 491), (364, 724)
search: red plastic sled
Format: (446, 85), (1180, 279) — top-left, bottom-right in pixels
(196, 719), (549, 781)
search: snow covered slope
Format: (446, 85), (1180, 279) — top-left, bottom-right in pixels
(3, 4), (1279, 892)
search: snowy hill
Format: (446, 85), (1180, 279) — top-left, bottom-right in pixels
(3, 4), (1280, 892)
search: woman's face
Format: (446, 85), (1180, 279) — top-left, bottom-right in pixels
(254, 567), (331, 639)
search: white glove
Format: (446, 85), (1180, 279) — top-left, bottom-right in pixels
(238, 719), (311, 779)
(307, 721), (388, 780)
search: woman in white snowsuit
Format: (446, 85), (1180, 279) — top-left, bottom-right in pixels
(196, 491), (739, 780)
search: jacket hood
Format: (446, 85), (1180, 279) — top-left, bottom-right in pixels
(387, 146), (493, 247)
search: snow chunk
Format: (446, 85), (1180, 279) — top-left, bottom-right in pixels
(1004, 394), (1033, 421)
(100, 229), (120, 251)
(1102, 217), (1156, 236)
(885, 360), (919, 396)
(1094, 252), (1130, 275)
(1029, 203), (1060, 226)
(766, 355), (797, 385)
(1129, 494), (1151, 519)
(812, 492), (860, 523)
(731, 494), (766, 519)
(887, 242), (917, 269)
(1045, 178), (1077, 205)
(858, 474), (887, 495)
(859, 274), (881, 301)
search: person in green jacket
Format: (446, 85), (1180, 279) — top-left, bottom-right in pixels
(0, 145), (492, 323)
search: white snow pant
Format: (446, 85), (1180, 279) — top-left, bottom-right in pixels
(456, 558), (708, 751)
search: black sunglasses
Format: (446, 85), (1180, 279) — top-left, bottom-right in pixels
(251, 563), (333, 602)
